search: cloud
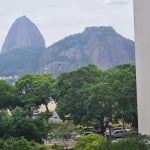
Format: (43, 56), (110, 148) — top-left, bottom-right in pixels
(104, 0), (129, 5)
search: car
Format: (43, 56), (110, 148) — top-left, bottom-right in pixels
(32, 110), (39, 118)
(83, 131), (94, 135)
(105, 127), (125, 137)
(111, 127), (125, 131)
(111, 130), (124, 138)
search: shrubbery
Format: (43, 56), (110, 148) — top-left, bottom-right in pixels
(0, 108), (49, 143)
(0, 137), (48, 150)
(75, 134), (150, 150)
(104, 135), (150, 150)
(75, 133), (106, 150)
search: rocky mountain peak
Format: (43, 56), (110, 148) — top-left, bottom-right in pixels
(83, 26), (116, 35)
(44, 26), (135, 75)
(1, 16), (46, 54)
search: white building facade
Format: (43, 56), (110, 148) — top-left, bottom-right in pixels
(134, 0), (150, 134)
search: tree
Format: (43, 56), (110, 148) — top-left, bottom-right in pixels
(56, 64), (137, 128)
(0, 109), (14, 137)
(52, 121), (77, 148)
(0, 79), (16, 109)
(104, 64), (137, 128)
(0, 107), (49, 143)
(56, 65), (103, 124)
(83, 82), (116, 129)
(15, 74), (56, 112)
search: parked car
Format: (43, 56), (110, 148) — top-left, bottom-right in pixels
(83, 131), (94, 135)
(105, 127), (125, 137)
(32, 110), (40, 118)
(111, 129), (124, 138)
(111, 127), (125, 132)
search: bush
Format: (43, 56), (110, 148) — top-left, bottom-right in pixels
(0, 137), (48, 150)
(103, 134), (150, 150)
(75, 133), (106, 150)
(75, 134), (150, 150)
(0, 107), (49, 143)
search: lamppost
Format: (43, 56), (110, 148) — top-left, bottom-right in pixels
(108, 121), (112, 137)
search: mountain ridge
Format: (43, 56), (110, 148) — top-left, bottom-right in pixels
(0, 16), (135, 76)
(41, 26), (134, 75)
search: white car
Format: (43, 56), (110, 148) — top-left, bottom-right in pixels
(111, 130), (124, 138)
(105, 127), (125, 137)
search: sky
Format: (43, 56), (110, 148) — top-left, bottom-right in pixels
(0, 0), (134, 49)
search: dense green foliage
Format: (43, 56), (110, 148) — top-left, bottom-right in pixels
(104, 136), (149, 150)
(56, 64), (137, 128)
(104, 64), (137, 127)
(0, 107), (49, 143)
(52, 121), (76, 139)
(75, 134), (150, 150)
(15, 73), (56, 111)
(56, 64), (103, 124)
(49, 121), (77, 148)
(0, 137), (48, 150)
(0, 74), (56, 144)
(0, 64), (137, 148)
(0, 79), (17, 109)
(75, 133), (106, 150)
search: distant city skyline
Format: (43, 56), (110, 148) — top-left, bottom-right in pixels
(0, 0), (134, 50)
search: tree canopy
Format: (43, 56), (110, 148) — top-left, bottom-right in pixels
(15, 73), (56, 111)
(0, 79), (16, 109)
(56, 64), (137, 127)
(0, 64), (137, 145)
(0, 107), (49, 143)
(56, 64), (103, 124)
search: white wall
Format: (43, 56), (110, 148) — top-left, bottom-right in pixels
(134, 0), (150, 134)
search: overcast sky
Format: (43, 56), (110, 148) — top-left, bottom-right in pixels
(0, 0), (134, 49)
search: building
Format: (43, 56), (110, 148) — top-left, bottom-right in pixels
(134, 0), (150, 134)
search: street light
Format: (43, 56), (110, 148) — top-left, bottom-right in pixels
(108, 122), (112, 137)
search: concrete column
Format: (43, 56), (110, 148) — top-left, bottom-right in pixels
(134, 0), (150, 134)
